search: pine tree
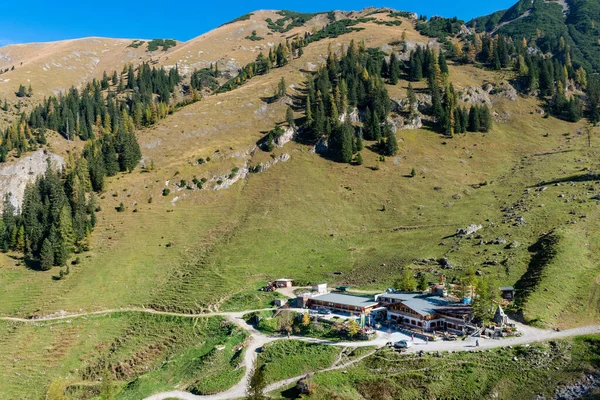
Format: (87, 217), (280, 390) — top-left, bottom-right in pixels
(101, 72), (109, 90)
(40, 238), (54, 271)
(479, 105), (492, 132)
(286, 107), (295, 128)
(431, 85), (444, 123)
(469, 106), (481, 132)
(389, 52), (400, 85)
(355, 132), (364, 152)
(439, 52), (449, 75)
(354, 152), (363, 165)
(274, 77), (286, 100)
(567, 96), (583, 122)
(16, 84), (27, 98)
(328, 122), (353, 163)
(382, 123), (398, 156)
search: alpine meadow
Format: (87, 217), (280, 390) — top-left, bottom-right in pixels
(1, 1), (600, 399)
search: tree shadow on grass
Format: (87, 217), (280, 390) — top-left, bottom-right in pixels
(24, 258), (42, 271)
(532, 173), (599, 187)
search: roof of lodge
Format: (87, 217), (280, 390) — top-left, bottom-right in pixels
(310, 293), (379, 308)
(377, 292), (453, 317)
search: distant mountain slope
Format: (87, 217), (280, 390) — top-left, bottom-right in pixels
(0, 38), (154, 99)
(470, 0), (600, 72)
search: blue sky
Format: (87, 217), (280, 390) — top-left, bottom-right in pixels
(0, 0), (517, 46)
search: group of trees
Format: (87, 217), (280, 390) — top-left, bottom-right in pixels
(413, 10), (597, 124)
(1, 162), (97, 270)
(1, 62), (179, 166)
(190, 64), (220, 94)
(0, 62), (185, 267)
(407, 44), (492, 135)
(220, 42), (295, 92)
(16, 84), (33, 98)
(22, 62), (180, 142)
(408, 44), (448, 82)
(442, 32), (591, 123)
(301, 41), (398, 163)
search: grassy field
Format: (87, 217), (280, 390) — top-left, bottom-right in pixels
(0, 313), (246, 399)
(258, 340), (341, 384)
(276, 335), (600, 399)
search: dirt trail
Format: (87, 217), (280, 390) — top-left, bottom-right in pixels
(0, 307), (275, 323)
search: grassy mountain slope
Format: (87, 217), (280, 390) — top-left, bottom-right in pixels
(0, 38), (153, 100)
(0, 7), (599, 399)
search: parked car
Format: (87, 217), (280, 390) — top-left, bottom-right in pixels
(444, 334), (458, 341)
(318, 308), (332, 315)
(393, 340), (412, 349)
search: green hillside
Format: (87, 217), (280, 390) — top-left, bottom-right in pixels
(471, 0), (600, 72)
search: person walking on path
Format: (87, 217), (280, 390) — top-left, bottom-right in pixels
(476, 339), (480, 347)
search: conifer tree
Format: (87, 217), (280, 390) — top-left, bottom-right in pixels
(286, 107), (295, 128)
(479, 105), (492, 132)
(328, 122), (353, 163)
(469, 106), (481, 132)
(382, 123), (398, 156)
(40, 238), (54, 271)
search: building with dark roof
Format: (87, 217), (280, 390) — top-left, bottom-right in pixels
(376, 292), (472, 332)
(302, 290), (473, 332)
(307, 293), (379, 315)
(499, 286), (515, 301)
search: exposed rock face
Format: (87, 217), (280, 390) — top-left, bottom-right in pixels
(460, 81), (518, 106)
(489, 81), (518, 102)
(457, 224), (483, 236)
(339, 107), (360, 123)
(388, 114), (423, 131)
(256, 153), (290, 173)
(0, 150), (63, 211)
(460, 86), (492, 105)
(212, 165), (249, 190)
(314, 137), (329, 155)
(274, 126), (296, 148)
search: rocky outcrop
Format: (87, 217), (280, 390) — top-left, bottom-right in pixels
(457, 224), (482, 236)
(255, 153), (290, 173)
(0, 150), (63, 211)
(274, 127), (296, 148)
(460, 86), (492, 105)
(460, 81), (517, 106)
(488, 81), (518, 102)
(314, 137), (329, 155)
(388, 114), (423, 131)
(339, 108), (360, 124)
(212, 165), (249, 190)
